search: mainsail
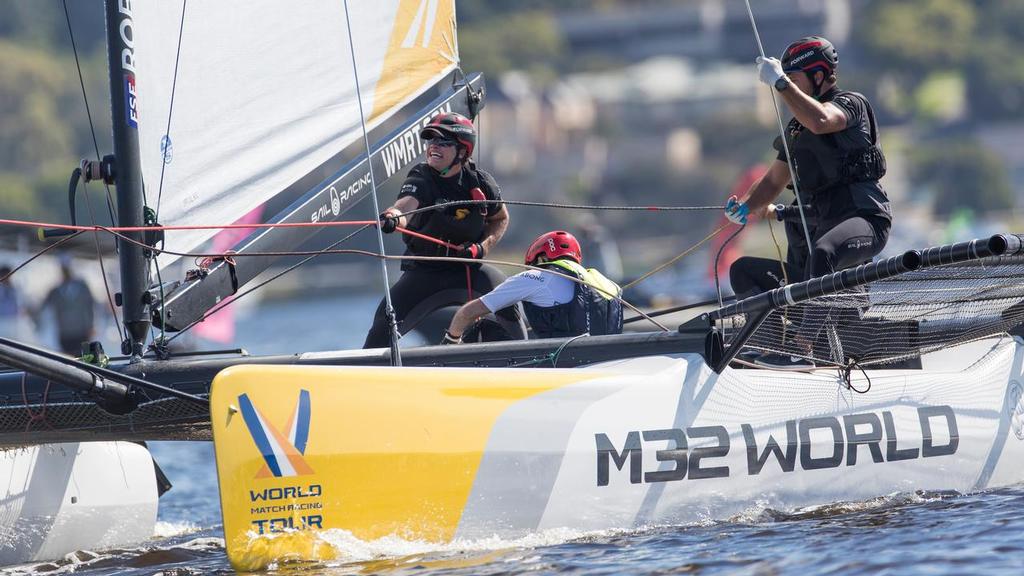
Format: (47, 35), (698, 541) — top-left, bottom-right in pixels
(132, 0), (459, 266)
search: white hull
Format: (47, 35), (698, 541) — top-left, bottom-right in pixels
(0, 442), (158, 565)
(458, 337), (1024, 537)
(212, 335), (1024, 569)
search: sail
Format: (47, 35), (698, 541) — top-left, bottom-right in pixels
(132, 0), (459, 265)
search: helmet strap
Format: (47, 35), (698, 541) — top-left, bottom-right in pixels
(438, 148), (467, 177)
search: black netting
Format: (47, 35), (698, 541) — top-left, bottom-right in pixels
(722, 256), (1024, 368)
(0, 394), (211, 447)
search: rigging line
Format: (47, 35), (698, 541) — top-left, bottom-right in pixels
(622, 295), (736, 325)
(154, 0), (188, 217)
(108, 227), (669, 339)
(5, 218), (379, 233)
(61, 0), (118, 231)
(343, 0), (401, 366)
(712, 224), (745, 342)
(741, 0), (815, 262)
(621, 224), (727, 291)
(100, 216), (663, 332)
(399, 200), (726, 218)
(150, 248), (168, 347)
(714, 224), (745, 310)
(62, 3), (126, 343)
(550, 333), (590, 367)
(82, 181), (129, 345)
(9, 203), (723, 234)
(161, 223), (374, 345)
(0, 232), (85, 283)
(766, 216), (791, 341)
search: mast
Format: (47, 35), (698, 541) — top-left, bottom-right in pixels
(104, 0), (150, 359)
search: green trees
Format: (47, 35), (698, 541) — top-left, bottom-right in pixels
(964, 2), (1024, 121)
(459, 11), (565, 86)
(909, 140), (1013, 216)
(859, 0), (1024, 122)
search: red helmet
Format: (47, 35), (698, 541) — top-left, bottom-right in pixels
(781, 36), (838, 79)
(525, 231), (583, 265)
(420, 112), (476, 157)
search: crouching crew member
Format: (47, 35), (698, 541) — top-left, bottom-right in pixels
(725, 36), (891, 369)
(363, 112), (526, 348)
(442, 230), (623, 343)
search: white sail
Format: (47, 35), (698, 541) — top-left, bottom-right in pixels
(132, 0), (459, 264)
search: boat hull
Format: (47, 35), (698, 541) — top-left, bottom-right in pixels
(211, 336), (1024, 570)
(0, 442), (158, 565)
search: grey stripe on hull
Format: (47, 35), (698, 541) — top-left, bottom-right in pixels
(632, 360), (717, 526)
(973, 342), (1024, 490)
(454, 373), (625, 539)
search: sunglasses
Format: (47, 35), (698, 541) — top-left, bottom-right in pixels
(428, 139), (458, 148)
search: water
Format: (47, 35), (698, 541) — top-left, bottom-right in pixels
(4, 294), (1023, 575)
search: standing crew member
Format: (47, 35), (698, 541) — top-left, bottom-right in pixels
(442, 231), (622, 343)
(724, 36), (891, 369)
(32, 254), (97, 355)
(364, 112), (526, 348)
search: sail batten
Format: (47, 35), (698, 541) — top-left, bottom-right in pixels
(132, 0), (458, 265)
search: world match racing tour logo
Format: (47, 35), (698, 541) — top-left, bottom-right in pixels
(239, 389), (313, 477)
(239, 390), (324, 534)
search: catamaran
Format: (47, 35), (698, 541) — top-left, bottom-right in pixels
(2, 0), (1023, 571)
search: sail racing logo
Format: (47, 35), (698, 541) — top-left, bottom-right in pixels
(238, 390), (314, 478)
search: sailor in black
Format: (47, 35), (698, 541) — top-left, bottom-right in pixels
(364, 112), (526, 348)
(724, 36), (891, 369)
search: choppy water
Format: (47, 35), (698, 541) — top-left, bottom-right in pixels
(4, 294), (1023, 575)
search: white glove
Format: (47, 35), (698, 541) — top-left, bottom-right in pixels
(757, 56), (786, 86)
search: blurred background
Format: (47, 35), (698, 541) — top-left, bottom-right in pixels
(2, 0), (1023, 353)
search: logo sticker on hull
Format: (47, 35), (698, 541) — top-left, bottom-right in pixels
(1009, 382), (1024, 441)
(238, 389), (313, 478)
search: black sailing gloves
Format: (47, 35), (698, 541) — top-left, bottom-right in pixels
(379, 211), (400, 234)
(456, 242), (484, 260)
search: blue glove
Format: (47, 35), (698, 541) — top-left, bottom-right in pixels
(725, 196), (749, 225)
(757, 56), (785, 87)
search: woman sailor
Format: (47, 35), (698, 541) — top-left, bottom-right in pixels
(363, 112), (526, 348)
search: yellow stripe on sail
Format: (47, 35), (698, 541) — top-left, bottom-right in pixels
(371, 0), (459, 120)
(211, 364), (603, 571)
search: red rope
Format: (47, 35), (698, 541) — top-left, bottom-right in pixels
(22, 374), (54, 432)
(0, 217), (377, 233)
(0, 216), (465, 252)
(393, 226), (459, 250)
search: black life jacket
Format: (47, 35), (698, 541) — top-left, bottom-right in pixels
(782, 90), (887, 197)
(403, 163), (489, 257)
(522, 260), (623, 339)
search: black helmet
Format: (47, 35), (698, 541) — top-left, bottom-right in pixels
(781, 36), (838, 79)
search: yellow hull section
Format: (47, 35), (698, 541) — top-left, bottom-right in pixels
(210, 364), (604, 571)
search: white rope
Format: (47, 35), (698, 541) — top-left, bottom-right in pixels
(742, 0), (815, 262)
(342, 0), (402, 365)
